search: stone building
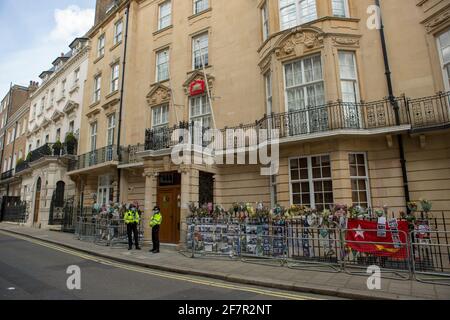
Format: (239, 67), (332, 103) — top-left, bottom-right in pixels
(0, 83), (36, 197)
(67, 0), (450, 245)
(16, 38), (89, 229)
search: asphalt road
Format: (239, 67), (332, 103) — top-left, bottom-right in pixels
(0, 232), (333, 300)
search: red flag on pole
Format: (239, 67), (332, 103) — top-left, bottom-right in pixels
(345, 219), (409, 259)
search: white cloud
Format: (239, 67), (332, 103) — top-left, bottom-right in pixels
(49, 5), (94, 43)
(0, 5), (94, 95)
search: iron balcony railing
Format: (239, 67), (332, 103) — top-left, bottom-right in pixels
(68, 145), (118, 172)
(144, 92), (450, 152)
(1, 169), (14, 181)
(15, 161), (30, 174)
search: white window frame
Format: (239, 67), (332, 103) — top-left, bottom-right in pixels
(283, 54), (325, 112)
(189, 95), (212, 129)
(437, 30), (450, 92)
(349, 152), (371, 208)
(158, 1), (172, 30)
(288, 154), (334, 210)
(107, 114), (116, 146)
(152, 104), (169, 129)
(93, 75), (102, 103)
(338, 51), (360, 103)
(97, 34), (105, 58)
(332, 0), (349, 18)
(192, 32), (209, 69)
(90, 122), (98, 151)
(111, 63), (120, 93)
(194, 0), (209, 14)
(262, 1), (270, 41)
(156, 49), (170, 82)
(279, 0), (318, 31)
(114, 20), (123, 45)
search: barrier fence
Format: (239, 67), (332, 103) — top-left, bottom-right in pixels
(74, 215), (144, 247)
(186, 215), (450, 284)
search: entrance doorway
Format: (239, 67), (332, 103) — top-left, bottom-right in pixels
(156, 172), (181, 244)
(33, 178), (42, 224)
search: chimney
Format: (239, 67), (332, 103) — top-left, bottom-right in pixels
(28, 81), (39, 93)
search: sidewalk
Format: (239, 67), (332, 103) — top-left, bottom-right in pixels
(1, 222), (449, 300)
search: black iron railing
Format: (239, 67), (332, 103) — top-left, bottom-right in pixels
(1, 169), (14, 181)
(28, 143), (75, 163)
(68, 145), (118, 172)
(144, 92), (450, 152)
(15, 161), (30, 174)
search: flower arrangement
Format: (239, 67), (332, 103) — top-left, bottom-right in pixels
(420, 199), (432, 213)
(407, 201), (418, 213)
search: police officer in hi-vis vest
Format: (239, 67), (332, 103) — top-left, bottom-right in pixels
(149, 206), (163, 253)
(124, 204), (141, 250)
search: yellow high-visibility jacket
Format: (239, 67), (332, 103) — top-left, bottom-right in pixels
(149, 212), (162, 227)
(124, 210), (140, 224)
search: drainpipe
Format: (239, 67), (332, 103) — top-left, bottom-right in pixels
(116, 1), (131, 203)
(375, 0), (411, 211)
(6, 120), (19, 196)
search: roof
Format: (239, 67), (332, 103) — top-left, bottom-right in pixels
(69, 37), (89, 49)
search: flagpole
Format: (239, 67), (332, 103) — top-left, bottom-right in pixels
(197, 39), (216, 130)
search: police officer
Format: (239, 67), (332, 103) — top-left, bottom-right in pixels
(149, 206), (162, 253)
(124, 204), (141, 250)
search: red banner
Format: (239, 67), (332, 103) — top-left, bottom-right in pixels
(189, 79), (205, 96)
(345, 219), (409, 259)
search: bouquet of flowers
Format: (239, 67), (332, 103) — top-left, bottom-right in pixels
(420, 199), (432, 213)
(407, 201), (418, 213)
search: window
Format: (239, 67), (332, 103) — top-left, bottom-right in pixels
(98, 175), (113, 205)
(69, 120), (74, 133)
(190, 95), (212, 128)
(56, 128), (61, 142)
(290, 155), (333, 211)
(93, 75), (102, 102)
(349, 153), (370, 208)
(50, 89), (55, 106)
(97, 34), (105, 57)
(111, 63), (120, 92)
(284, 55), (324, 111)
(193, 33), (209, 69)
(74, 68), (80, 83)
(438, 30), (450, 92)
(90, 122), (97, 151)
(332, 0), (349, 18)
(156, 49), (169, 82)
(61, 79), (66, 97)
(279, 0), (317, 31)
(158, 1), (172, 30)
(40, 97), (45, 114)
(152, 104), (169, 129)
(265, 72), (273, 115)
(262, 1), (270, 41)
(338, 51), (359, 103)
(194, 0), (209, 14)
(45, 134), (49, 144)
(107, 114), (116, 146)
(114, 20), (123, 45)
(36, 139), (40, 148)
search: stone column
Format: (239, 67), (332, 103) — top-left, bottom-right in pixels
(178, 164), (198, 249)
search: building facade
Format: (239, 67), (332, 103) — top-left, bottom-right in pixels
(0, 83), (36, 197)
(16, 38), (89, 228)
(66, 0), (450, 245)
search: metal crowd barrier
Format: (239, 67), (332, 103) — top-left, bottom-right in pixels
(411, 230), (450, 286)
(74, 216), (143, 247)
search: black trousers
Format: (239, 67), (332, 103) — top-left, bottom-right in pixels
(152, 225), (160, 251)
(127, 223), (139, 248)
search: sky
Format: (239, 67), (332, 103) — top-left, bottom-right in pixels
(0, 0), (95, 97)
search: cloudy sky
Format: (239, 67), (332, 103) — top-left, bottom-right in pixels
(0, 0), (95, 96)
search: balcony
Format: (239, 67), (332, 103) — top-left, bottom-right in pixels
(15, 161), (30, 174)
(0, 169), (14, 181)
(144, 92), (450, 152)
(68, 145), (118, 172)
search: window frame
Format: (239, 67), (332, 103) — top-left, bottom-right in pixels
(194, 0), (209, 14)
(189, 94), (212, 129)
(349, 152), (371, 208)
(107, 114), (116, 146)
(192, 32), (209, 70)
(158, 0), (172, 30)
(338, 51), (360, 103)
(437, 29), (450, 92)
(111, 63), (120, 93)
(90, 122), (98, 151)
(151, 104), (170, 129)
(156, 48), (170, 82)
(262, 1), (270, 41)
(97, 34), (105, 58)
(264, 71), (273, 115)
(288, 154), (334, 210)
(93, 74), (102, 103)
(114, 20), (123, 45)
(331, 0), (349, 18)
(279, 0), (318, 31)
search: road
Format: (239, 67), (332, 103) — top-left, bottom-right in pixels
(0, 232), (334, 300)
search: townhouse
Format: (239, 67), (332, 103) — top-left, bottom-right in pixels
(60, 0), (450, 246)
